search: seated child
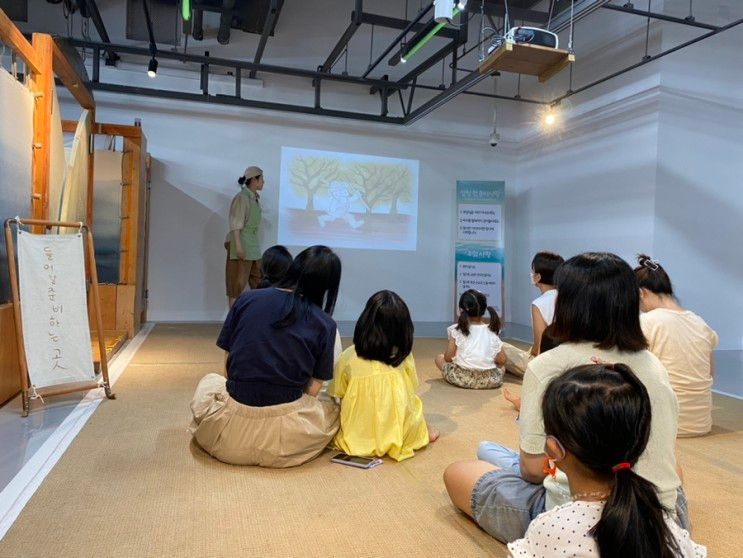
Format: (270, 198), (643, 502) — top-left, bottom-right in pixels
(328, 290), (438, 461)
(508, 363), (705, 558)
(435, 289), (506, 389)
(257, 245), (292, 288)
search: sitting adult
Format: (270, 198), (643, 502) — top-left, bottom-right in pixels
(190, 245), (341, 467)
(502, 251), (564, 376)
(635, 254), (719, 437)
(443, 252), (685, 543)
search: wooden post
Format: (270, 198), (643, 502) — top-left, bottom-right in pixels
(30, 34), (54, 231)
(3, 221), (32, 416)
(85, 227), (114, 399)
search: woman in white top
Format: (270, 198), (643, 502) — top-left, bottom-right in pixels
(503, 251), (564, 377)
(443, 253), (685, 544)
(634, 254), (719, 437)
(508, 363), (705, 558)
(435, 289), (506, 389)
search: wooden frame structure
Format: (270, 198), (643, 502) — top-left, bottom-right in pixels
(4, 218), (115, 416)
(61, 121), (150, 339)
(1, 9), (128, 408)
(479, 42), (575, 83)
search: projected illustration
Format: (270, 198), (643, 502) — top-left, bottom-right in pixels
(279, 147), (419, 251)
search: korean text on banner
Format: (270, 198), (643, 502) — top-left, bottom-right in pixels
(17, 231), (95, 388)
(455, 181), (505, 316)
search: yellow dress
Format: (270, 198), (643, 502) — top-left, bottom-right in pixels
(327, 346), (430, 462)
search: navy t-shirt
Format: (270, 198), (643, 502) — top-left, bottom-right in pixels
(217, 288), (336, 407)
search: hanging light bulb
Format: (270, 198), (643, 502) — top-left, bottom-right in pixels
(544, 112), (556, 126)
(147, 57), (158, 78)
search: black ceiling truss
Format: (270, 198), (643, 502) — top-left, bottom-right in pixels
(602, 3), (721, 31)
(75, 0), (119, 63)
(249, 0), (281, 78)
(64, 3), (743, 126)
(71, 38), (406, 123)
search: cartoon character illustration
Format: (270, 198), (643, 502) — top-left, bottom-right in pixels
(318, 182), (366, 229)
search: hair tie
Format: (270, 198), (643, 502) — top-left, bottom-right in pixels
(641, 257), (659, 271)
(611, 462), (632, 473)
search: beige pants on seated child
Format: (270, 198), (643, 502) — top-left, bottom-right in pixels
(502, 343), (533, 377)
(190, 373), (339, 467)
(442, 363), (504, 389)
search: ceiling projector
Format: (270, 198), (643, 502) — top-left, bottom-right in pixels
(505, 26), (559, 49)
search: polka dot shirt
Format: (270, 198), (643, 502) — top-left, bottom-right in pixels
(507, 500), (707, 558)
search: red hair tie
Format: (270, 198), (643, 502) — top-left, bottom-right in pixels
(612, 462), (632, 473)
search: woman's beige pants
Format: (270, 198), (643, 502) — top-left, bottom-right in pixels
(190, 373), (339, 468)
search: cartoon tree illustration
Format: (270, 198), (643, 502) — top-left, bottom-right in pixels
(290, 157), (341, 210)
(347, 163), (412, 215)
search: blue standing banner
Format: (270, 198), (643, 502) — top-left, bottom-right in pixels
(455, 181), (505, 317)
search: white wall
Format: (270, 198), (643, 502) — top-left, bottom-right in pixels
(43, 0), (743, 351)
(654, 15), (743, 350)
(62, 92), (512, 324)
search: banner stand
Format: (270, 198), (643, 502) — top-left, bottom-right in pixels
(4, 217), (115, 417)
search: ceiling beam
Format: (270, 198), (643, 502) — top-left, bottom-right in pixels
(397, 40), (457, 86)
(249, 0), (281, 78)
(359, 11), (458, 40)
(468, 2), (549, 24)
(77, 0), (119, 62)
(405, 69), (491, 125)
(320, 0), (363, 72)
(602, 4), (720, 31)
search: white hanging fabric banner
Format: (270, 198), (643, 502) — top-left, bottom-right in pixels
(17, 231), (95, 388)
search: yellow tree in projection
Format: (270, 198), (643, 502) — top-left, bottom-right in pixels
(347, 163), (412, 215)
(290, 157), (341, 210)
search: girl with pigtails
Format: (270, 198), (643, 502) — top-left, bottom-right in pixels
(507, 362), (705, 558)
(435, 289), (506, 389)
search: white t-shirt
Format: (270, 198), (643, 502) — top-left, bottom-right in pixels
(532, 289), (557, 325)
(508, 500), (706, 558)
(520, 343), (680, 512)
(447, 323), (504, 370)
(641, 309), (719, 437)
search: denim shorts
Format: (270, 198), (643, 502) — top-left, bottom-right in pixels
(471, 442), (690, 542)
(470, 443), (546, 543)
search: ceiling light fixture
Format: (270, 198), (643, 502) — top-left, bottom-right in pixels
(143, 0), (158, 78)
(147, 57), (158, 78)
(401, 6), (461, 64)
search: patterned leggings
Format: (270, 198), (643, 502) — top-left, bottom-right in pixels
(442, 363), (504, 389)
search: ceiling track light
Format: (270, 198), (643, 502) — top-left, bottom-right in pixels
(399, 6), (461, 64)
(147, 57), (158, 78)
(143, 0), (158, 77)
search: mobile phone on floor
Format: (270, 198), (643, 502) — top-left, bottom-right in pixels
(331, 453), (383, 469)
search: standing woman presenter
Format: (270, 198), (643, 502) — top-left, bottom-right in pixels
(226, 166), (264, 307)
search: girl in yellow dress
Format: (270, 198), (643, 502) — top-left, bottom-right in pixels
(328, 290), (439, 461)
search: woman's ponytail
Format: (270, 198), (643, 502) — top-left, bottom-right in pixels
(238, 176), (247, 186)
(592, 469), (680, 558)
(457, 310), (470, 336)
(486, 306), (501, 334)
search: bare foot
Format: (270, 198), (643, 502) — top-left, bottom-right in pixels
(428, 425), (440, 443)
(503, 387), (521, 412)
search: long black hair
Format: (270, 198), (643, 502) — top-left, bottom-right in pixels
(456, 289), (501, 336)
(257, 245), (292, 289)
(273, 245), (341, 328)
(634, 254), (674, 297)
(354, 290), (413, 368)
(551, 252), (647, 352)
(542, 364), (681, 558)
